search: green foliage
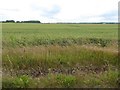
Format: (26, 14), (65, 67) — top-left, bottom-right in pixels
(89, 38), (111, 47)
(3, 70), (118, 88)
(56, 74), (76, 88)
(16, 75), (30, 88)
(2, 75), (31, 88)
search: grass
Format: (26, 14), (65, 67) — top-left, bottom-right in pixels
(3, 46), (118, 71)
(2, 23), (119, 88)
(2, 70), (118, 88)
(3, 23), (118, 47)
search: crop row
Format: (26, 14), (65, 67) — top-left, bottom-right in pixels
(3, 37), (118, 47)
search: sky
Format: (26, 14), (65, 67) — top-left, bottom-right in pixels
(0, 0), (119, 23)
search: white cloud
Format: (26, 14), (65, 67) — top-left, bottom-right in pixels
(0, 0), (119, 22)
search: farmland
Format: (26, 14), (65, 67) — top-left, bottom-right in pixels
(2, 23), (119, 88)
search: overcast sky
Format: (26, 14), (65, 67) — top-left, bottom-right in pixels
(0, 0), (119, 23)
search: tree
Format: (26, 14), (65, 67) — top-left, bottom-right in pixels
(6, 20), (15, 23)
(21, 20), (41, 23)
(16, 21), (21, 23)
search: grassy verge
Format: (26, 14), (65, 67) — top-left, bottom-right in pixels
(3, 70), (118, 88)
(2, 45), (119, 88)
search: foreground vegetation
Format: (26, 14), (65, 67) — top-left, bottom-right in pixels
(2, 23), (119, 88)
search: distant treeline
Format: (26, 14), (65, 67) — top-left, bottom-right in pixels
(1, 20), (41, 23)
(0, 20), (118, 24)
(55, 22), (118, 24)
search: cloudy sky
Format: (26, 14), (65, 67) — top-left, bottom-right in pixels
(0, 0), (119, 23)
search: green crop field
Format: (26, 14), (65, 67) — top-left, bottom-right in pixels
(2, 23), (119, 88)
